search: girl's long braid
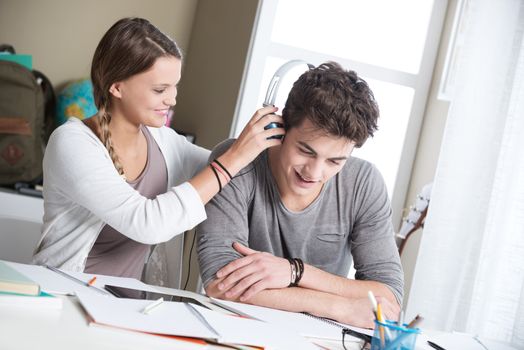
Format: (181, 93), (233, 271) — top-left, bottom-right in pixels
(98, 106), (124, 177)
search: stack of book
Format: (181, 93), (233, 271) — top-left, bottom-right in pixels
(0, 261), (62, 309)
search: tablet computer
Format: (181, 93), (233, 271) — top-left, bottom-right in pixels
(104, 284), (207, 308)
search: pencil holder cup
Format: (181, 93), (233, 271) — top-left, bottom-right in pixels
(370, 320), (420, 350)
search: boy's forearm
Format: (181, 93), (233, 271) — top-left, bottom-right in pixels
(206, 259), (400, 312)
(207, 279), (342, 319)
(206, 279), (376, 328)
(299, 263), (399, 307)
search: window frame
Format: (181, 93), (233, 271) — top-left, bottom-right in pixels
(231, 0), (449, 229)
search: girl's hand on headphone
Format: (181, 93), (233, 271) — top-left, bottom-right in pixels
(218, 106), (285, 175)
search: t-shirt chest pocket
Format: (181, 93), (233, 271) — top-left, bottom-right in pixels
(304, 224), (348, 270)
(314, 223), (347, 243)
(316, 232), (345, 242)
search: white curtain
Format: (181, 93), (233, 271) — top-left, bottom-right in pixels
(406, 0), (524, 347)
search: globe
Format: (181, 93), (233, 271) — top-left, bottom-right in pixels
(56, 78), (98, 125)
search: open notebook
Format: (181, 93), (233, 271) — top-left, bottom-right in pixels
(213, 298), (373, 342)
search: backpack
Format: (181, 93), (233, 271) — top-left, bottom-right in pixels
(0, 56), (56, 186)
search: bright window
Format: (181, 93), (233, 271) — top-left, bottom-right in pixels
(271, 0), (434, 74)
(232, 0), (448, 227)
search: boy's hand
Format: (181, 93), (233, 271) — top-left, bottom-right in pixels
(215, 242), (291, 301)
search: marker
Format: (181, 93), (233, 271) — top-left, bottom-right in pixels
(141, 297), (164, 315)
(367, 291), (378, 317)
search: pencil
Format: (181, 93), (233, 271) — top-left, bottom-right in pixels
(376, 303), (386, 347)
(87, 276), (97, 286)
(407, 314), (424, 329)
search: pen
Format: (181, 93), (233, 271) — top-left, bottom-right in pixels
(45, 265), (109, 296)
(427, 340), (446, 350)
(185, 302), (221, 339)
(141, 297), (164, 314)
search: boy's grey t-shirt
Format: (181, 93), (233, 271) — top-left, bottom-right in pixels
(197, 143), (403, 303)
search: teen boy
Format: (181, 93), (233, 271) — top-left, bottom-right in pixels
(197, 62), (403, 328)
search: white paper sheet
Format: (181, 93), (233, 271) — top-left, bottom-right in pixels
(5, 261), (156, 296)
(422, 331), (520, 350)
(214, 298), (372, 341)
(76, 291), (317, 349)
(76, 291), (217, 339)
(194, 305), (317, 349)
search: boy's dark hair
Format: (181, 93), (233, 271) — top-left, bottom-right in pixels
(282, 62), (379, 147)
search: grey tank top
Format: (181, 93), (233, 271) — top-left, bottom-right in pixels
(84, 126), (168, 280)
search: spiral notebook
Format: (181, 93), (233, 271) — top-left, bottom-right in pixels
(214, 299), (372, 341)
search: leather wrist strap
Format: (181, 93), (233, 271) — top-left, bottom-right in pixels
(287, 258), (297, 287)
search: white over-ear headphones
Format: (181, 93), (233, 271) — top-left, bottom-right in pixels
(262, 60), (314, 107)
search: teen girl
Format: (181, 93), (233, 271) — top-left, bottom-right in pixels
(32, 17), (284, 280)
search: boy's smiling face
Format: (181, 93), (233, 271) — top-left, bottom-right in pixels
(270, 118), (355, 207)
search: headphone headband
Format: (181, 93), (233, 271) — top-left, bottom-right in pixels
(262, 60), (314, 107)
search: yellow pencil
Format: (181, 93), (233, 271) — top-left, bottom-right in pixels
(377, 303), (386, 347)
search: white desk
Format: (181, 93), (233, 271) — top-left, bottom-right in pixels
(4, 296), (513, 350)
(3, 294), (514, 350)
(0, 295), (212, 350)
(0, 293), (358, 350)
(1, 260), (515, 350)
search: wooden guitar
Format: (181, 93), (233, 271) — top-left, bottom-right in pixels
(396, 182), (432, 256)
